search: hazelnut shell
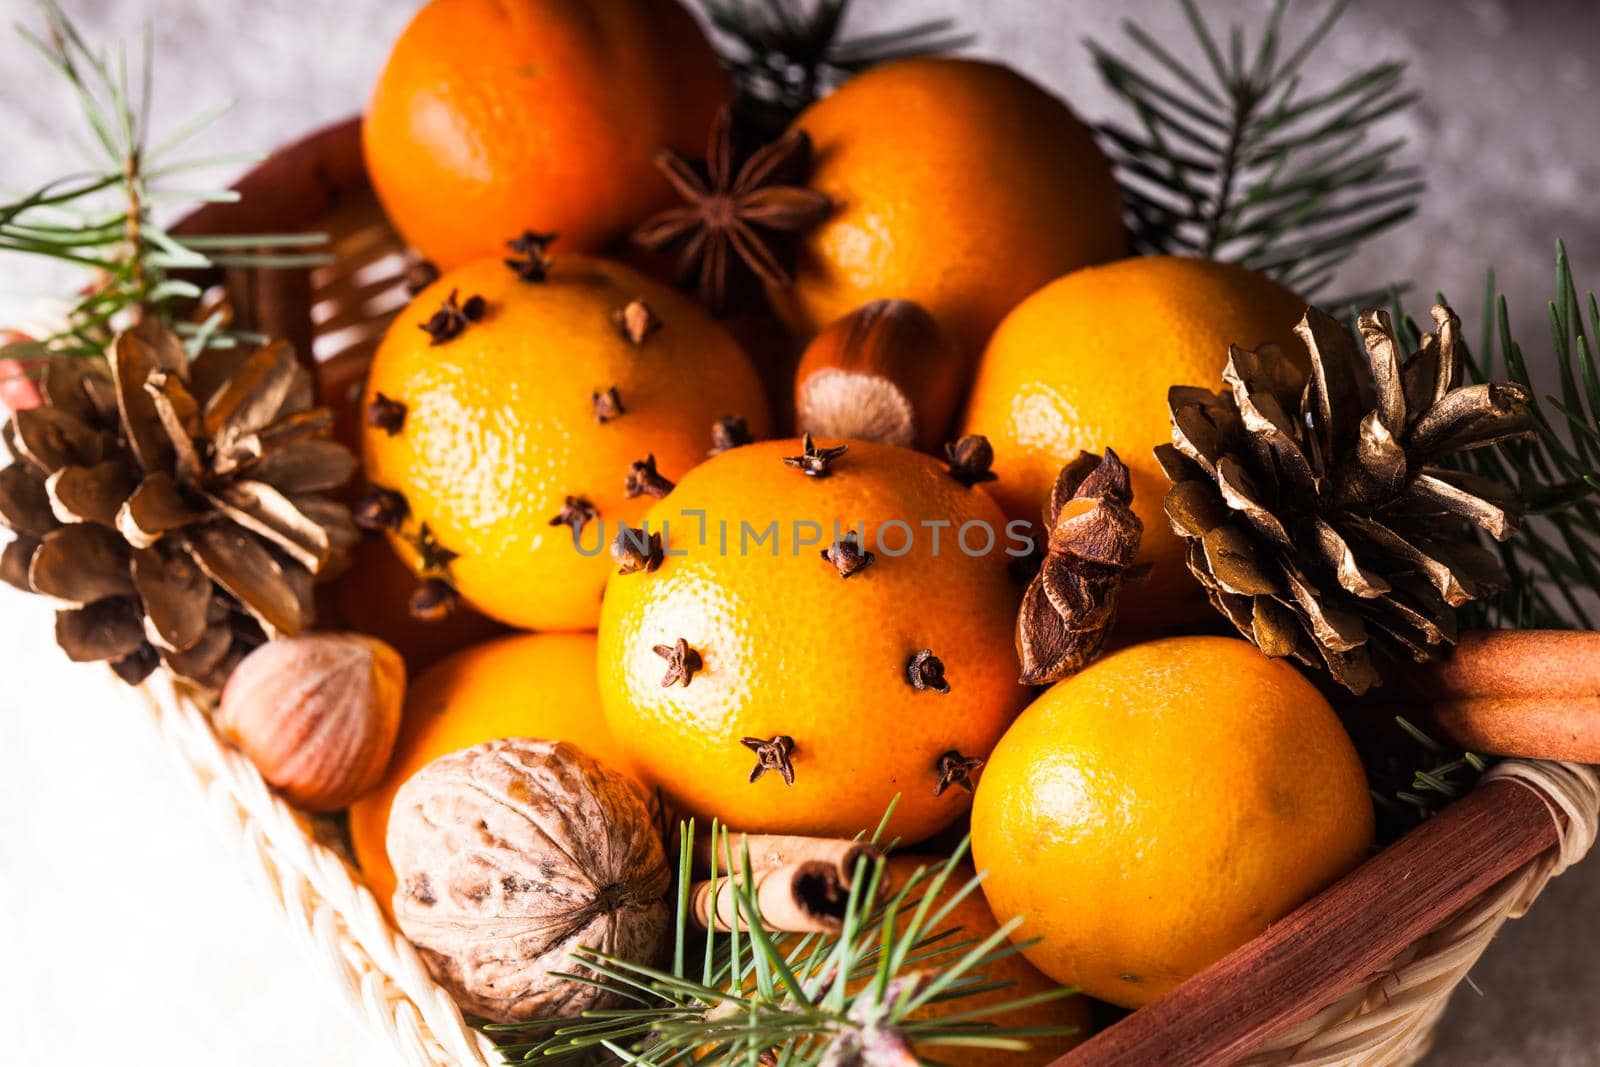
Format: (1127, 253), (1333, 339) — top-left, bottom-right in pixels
(217, 632), (405, 811)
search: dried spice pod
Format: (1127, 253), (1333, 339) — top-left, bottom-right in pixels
(612, 298), (661, 345)
(781, 433), (848, 477)
(0, 322), (358, 689)
(933, 750), (985, 796)
(944, 434), (998, 487)
(633, 106), (832, 314)
(624, 454), (675, 499)
(1160, 305), (1533, 693)
(709, 415), (753, 455)
(793, 300), (961, 452)
(591, 386), (625, 424)
(217, 633), (405, 811)
(652, 637), (702, 687)
(417, 288), (486, 346)
(504, 231), (556, 283)
(387, 738), (671, 1024)
(742, 733), (797, 785)
(1017, 449), (1144, 686)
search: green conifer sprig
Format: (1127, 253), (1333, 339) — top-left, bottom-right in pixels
(1, 1), (323, 367)
(696, 0), (970, 132)
(487, 811), (1080, 1065)
(1383, 242), (1600, 632)
(1090, 0), (1423, 300)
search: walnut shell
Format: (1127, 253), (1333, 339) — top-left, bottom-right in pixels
(387, 738), (671, 1023)
(217, 633), (404, 811)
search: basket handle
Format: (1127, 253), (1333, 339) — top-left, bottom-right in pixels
(1051, 771), (1570, 1066)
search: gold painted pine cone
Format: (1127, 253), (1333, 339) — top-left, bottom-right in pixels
(1157, 304), (1533, 694)
(0, 320), (357, 688)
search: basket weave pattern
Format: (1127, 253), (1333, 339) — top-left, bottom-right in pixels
(137, 673), (505, 1066)
(144, 118), (1600, 1067)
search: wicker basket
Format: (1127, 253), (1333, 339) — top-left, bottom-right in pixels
(161, 117), (1600, 1067)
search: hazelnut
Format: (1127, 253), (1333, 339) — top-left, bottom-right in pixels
(217, 633), (405, 812)
(794, 300), (963, 452)
(387, 738), (671, 1023)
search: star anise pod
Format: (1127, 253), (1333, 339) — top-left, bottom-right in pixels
(633, 106), (831, 314)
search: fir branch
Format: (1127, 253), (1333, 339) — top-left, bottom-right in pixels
(696, 0), (970, 132)
(488, 812), (1080, 1064)
(1, 0), (324, 363)
(1450, 243), (1600, 630)
(1379, 244), (1600, 631)
(1090, 0), (1422, 298)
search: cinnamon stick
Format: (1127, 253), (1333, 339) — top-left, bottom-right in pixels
(1410, 629), (1600, 698)
(694, 833), (879, 887)
(690, 859), (853, 934)
(1428, 696), (1600, 763)
(1406, 630), (1600, 762)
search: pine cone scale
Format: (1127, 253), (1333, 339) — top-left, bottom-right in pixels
(204, 480), (334, 574)
(201, 341), (304, 442)
(109, 330), (181, 474)
(29, 524), (133, 605)
(11, 406), (103, 472)
(1410, 381), (1534, 455)
(248, 438), (354, 493)
(131, 543), (213, 651)
(57, 599), (145, 663)
(1404, 470), (1519, 540)
(42, 358), (113, 424)
(1214, 456), (1293, 547)
(1342, 412), (1407, 506)
(146, 371), (205, 482)
(44, 457), (137, 526)
(0, 462), (55, 535)
(1309, 517), (1389, 597)
(1249, 595), (1303, 659)
(1200, 524), (1278, 596)
(184, 523), (308, 638)
(161, 620), (233, 680)
(118, 472), (202, 547)
(1, 535), (37, 591)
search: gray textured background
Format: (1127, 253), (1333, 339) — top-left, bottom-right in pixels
(2, 0), (1598, 1063)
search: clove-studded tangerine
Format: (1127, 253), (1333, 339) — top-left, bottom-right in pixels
(363, 254), (769, 630)
(597, 439), (1027, 842)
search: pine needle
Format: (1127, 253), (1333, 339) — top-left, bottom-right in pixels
(695, 0), (970, 132)
(1090, 0), (1421, 298)
(1, 1), (326, 362)
(487, 813), (1082, 1064)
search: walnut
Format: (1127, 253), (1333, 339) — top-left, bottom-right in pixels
(387, 738), (671, 1023)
